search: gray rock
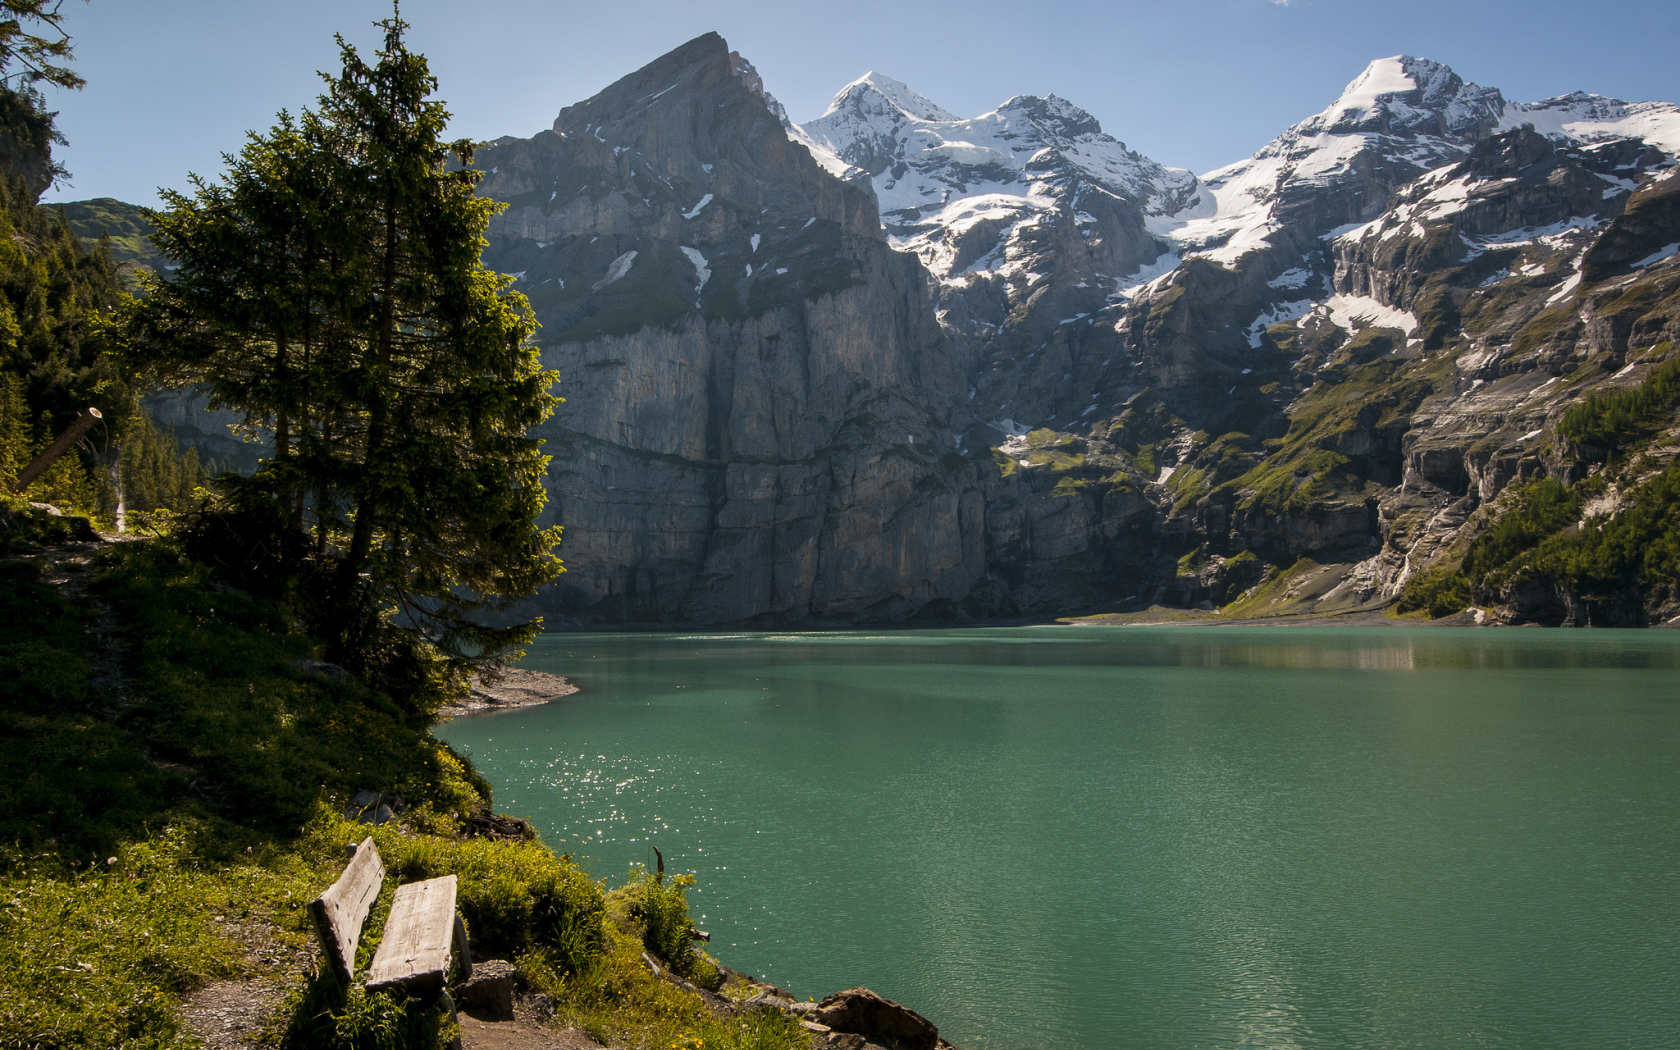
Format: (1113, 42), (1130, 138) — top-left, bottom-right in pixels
(289, 660), (350, 680)
(343, 791), (405, 825)
(814, 987), (938, 1050)
(456, 959), (517, 1022)
(472, 33), (982, 629)
(743, 990), (795, 1012)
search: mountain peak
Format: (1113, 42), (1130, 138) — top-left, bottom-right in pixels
(1331, 55), (1425, 118)
(1294, 54), (1505, 143)
(822, 72), (959, 123)
(552, 32), (737, 135)
(996, 94), (1105, 142)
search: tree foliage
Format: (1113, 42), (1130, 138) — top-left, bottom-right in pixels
(117, 411), (210, 526)
(1558, 349), (1680, 455)
(116, 15), (562, 707)
(0, 79), (150, 523)
(0, 0), (84, 92)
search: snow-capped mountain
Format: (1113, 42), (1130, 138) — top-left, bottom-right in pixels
(1155, 56), (1680, 271)
(1101, 54), (1680, 417)
(1504, 91), (1680, 156)
(796, 73), (1201, 280)
(449, 35), (1680, 627)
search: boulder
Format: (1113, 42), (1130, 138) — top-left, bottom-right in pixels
(814, 988), (938, 1050)
(456, 959), (516, 1022)
(290, 659), (350, 680)
(743, 989), (796, 1012)
(343, 790), (405, 825)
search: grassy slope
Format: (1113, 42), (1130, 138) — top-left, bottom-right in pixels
(0, 534), (806, 1050)
(59, 197), (169, 283)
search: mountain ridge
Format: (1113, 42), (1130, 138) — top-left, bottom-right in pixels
(136, 37), (1680, 627)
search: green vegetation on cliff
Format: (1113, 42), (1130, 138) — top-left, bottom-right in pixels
(60, 197), (167, 282)
(1558, 348), (1680, 454)
(1398, 453), (1680, 624)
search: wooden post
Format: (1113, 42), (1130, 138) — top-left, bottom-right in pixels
(10, 407), (102, 494)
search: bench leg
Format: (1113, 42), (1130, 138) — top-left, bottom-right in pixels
(439, 989), (462, 1050)
(453, 912), (473, 980)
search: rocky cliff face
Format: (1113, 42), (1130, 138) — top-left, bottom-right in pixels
(471, 35), (982, 624)
(0, 88), (59, 205)
(473, 39), (1680, 626)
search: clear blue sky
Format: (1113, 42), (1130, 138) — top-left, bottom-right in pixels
(39, 0), (1680, 207)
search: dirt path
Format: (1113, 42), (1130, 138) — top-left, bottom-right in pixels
(179, 906), (316, 1047)
(459, 1015), (605, 1050)
(180, 979), (288, 1049)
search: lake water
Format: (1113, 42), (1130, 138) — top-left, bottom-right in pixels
(436, 626), (1680, 1050)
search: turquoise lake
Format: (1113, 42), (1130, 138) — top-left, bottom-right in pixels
(436, 626), (1680, 1050)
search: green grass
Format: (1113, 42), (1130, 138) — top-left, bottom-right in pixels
(0, 540), (489, 857)
(0, 535), (811, 1049)
(520, 877), (808, 1050)
(552, 289), (693, 344)
(1224, 358), (1432, 514)
(0, 828), (243, 1050)
(1218, 559), (1311, 618)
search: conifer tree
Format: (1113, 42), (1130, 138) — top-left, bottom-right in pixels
(118, 13), (562, 700)
(0, 0), (85, 93)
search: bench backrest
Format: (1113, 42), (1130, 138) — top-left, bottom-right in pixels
(308, 836), (385, 984)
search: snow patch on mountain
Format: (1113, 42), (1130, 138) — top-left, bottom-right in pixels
(1500, 94), (1680, 156)
(1322, 293), (1420, 336)
(1113, 251), (1183, 300)
(784, 122), (858, 180)
(1633, 242), (1680, 268)
(1246, 300), (1316, 346)
(591, 250), (637, 292)
(679, 246), (711, 293)
(1268, 268), (1314, 289)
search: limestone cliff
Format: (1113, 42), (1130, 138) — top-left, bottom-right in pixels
(471, 35), (981, 624)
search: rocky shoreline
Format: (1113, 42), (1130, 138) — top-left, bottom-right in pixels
(438, 668), (578, 719)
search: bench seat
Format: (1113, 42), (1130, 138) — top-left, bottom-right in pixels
(367, 874), (472, 998)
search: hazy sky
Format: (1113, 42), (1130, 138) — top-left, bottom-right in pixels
(39, 0), (1680, 207)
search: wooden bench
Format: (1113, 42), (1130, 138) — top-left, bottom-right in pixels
(309, 836), (473, 1001)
